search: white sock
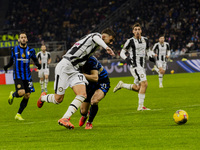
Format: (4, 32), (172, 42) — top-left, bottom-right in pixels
(62, 95), (86, 119)
(122, 83), (133, 90)
(41, 94), (59, 104)
(138, 93), (145, 108)
(40, 80), (44, 90)
(44, 79), (48, 89)
(159, 73), (163, 85)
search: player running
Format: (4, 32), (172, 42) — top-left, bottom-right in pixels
(37, 45), (51, 93)
(151, 35), (170, 88)
(37, 28), (115, 129)
(79, 56), (110, 129)
(4, 32), (41, 120)
(113, 23), (152, 111)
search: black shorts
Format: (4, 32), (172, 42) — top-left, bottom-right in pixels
(14, 79), (31, 93)
(84, 78), (110, 103)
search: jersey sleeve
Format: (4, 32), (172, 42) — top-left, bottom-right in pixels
(152, 43), (159, 53)
(4, 48), (14, 68)
(92, 34), (108, 49)
(166, 43), (170, 50)
(123, 39), (131, 50)
(144, 37), (149, 50)
(47, 52), (51, 59)
(37, 52), (41, 60)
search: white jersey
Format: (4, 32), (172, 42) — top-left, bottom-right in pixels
(122, 36), (149, 68)
(37, 51), (51, 69)
(152, 42), (170, 61)
(63, 33), (107, 68)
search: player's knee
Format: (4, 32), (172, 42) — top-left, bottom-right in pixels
(91, 99), (99, 105)
(18, 90), (25, 97)
(24, 93), (30, 99)
(141, 81), (148, 88)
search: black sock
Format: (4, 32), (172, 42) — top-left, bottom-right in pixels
(13, 91), (21, 98)
(88, 105), (98, 123)
(18, 97), (29, 114)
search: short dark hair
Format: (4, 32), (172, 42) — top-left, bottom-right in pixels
(101, 28), (116, 39)
(159, 34), (165, 38)
(132, 23), (142, 29)
(19, 31), (27, 37)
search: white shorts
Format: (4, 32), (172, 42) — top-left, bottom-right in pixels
(54, 58), (88, 95)
(38, 69), (49, 78)
(129, 66), (147, 85)
(156, 61), (167, 70)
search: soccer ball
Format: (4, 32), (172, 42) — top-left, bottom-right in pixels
(173, 110), (189, 125)
(171, 70), (174, 74)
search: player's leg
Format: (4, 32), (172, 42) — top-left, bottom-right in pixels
(37, 60), (69, 108)
(79, 102), (90, 126)
(8, 79), (25, 105)
(159, 62), (167, 88)
(15, 92), (30, 120)
(86, 82), (110, 129)
(15, 80), (31, 120)
(79, 84), (95, 126)
(152, 61), (159, 73)
(85, 89), (104, 129)
(113, 66), (141, 93)
(135, 68), (150, 111)
(39, 70), (44, 92)
(58, 83), (87, 129)
(62, 83), (87, 119)
(113, 68), (140, 93)
(158, 67), (164, 88)
(44, 69), (49, 92)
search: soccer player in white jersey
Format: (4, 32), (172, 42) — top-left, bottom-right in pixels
(152, 35), (170, 88)
(37, 28), (115, 129)
(113, 23), (151, 111)
(37, 45), (51, 93)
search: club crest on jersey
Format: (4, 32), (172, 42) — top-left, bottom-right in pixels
(17, 84), (21, 88)
(21, 53), (25, 58)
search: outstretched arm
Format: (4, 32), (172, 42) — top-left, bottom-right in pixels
(4, 50), (14, 73)
(31, 50), (41, 69)
(4, 57), (13, 73)
(93, 35), (115, 56)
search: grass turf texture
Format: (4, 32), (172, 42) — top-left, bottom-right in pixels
(0, 73), (200, 150)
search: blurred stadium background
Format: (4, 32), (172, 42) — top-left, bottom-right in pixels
(0, 0), (200, 83)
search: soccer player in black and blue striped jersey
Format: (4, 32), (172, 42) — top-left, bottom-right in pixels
(4, 32), (41, 120)
(79, 56), (110, 129)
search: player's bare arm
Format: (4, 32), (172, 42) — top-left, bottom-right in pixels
(106, 47), (115, 56)
(83, 70), (98, 82)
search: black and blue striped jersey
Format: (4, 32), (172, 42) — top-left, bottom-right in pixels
(6, 45), (39, 80)
(84, 56), (108, 82)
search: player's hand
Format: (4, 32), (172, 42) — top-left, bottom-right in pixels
(154, 54), (158, 57)
(3, 66), (8, 73)
(125, 57), (133, 65)
(37, 64), (41, 70)
(166, 55), (169, 58)
(106, 47), (115, 56)
(39, 61), (42, 64)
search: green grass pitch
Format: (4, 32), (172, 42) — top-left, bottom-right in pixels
(0, 73), (200, 150)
